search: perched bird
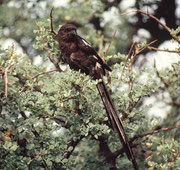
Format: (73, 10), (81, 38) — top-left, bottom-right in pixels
(57, 24), (139, 170)
(57, 24), (111, 79)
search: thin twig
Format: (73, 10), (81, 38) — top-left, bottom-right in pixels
(119, 42), (136, 82)
(121, 9), (180, 44)
(4, 60), (24, 98)
(130, 123), (180, 143)
(128, 42), (139, 90)
(104, 29), (117, 57)
(50, 7), (57, 35)
(4, 44), (14, 98)
(166, 101), (180, 107)
(4, 68), (8, 98)
(128, 40), (157, 74)
(113, 123), (180, 159)
(102, 29), (117, 84)
(153, 60), (170, 88)
(4, 45), (23, 98)
(31, 69), (57, 79)
(136, 39), (157, 55)
(62, 96), (76, 102)
(129, 40), (157, 73)
(148, 46), (180, 53)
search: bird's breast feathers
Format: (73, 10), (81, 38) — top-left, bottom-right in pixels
(60, 41), (78, 53)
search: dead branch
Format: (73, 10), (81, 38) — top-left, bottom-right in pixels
(50, 7), (57, 35)
(148, 46), (180, 53)
(121, 9), (180, 44)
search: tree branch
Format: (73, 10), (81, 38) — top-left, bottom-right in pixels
(148, 46), (180, 53)
(31, 69), (57, 79)
(113, 124), (180, 159)
(130, 124), (180, 144)
(62, 136), (84, 159)
(122, 9), (180, 44)
(50, 7), (57, 35)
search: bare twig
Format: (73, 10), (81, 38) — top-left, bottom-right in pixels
(62, 96), (76, 102)
(136, 39), (157, 55)
(50, 7), (57, 35)
(119, 42), (136, 82)
(104, 29), (117, 57)
(130, 124), (180, 143)
(148, 46), (180, 53)
(31, 69), (57, 79)
(128, 42), (138, 90)
(128, 40), (157, 90)
(166, 101), (180, 107)
(129, 40), (157, 70)
(121, 9), (180, 44)
(4, 45), (24, 98)
(101, 29), (117, 84)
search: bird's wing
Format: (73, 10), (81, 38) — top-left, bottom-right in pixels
(76, 35), (112, 72)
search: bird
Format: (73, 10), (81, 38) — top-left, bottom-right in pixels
(57, 23), (139, 170)
(57, 24), (111, 80)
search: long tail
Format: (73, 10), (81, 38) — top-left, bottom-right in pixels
(96, 81), (139, 170)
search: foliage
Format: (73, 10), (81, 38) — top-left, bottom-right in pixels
(0, 0), (180, 170)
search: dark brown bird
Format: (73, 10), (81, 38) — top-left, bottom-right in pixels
(57, 24), (111, 79)
(57, 24), (139, 170)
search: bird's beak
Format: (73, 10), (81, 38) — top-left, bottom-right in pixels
(70, 30), (77, 35)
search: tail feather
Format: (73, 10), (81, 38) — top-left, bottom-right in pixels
(96, 81), (139, 170)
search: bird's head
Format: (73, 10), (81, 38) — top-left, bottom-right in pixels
(58, 24), (77, 41)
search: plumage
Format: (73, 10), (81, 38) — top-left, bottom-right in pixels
(57, 24), (111, 79)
